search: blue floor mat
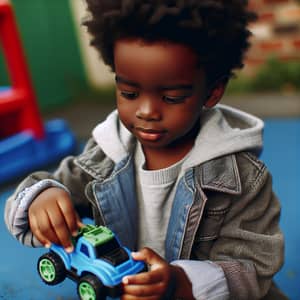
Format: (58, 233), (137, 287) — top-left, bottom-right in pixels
(260, 118), (300, 300)
(0, 118), (299, 299)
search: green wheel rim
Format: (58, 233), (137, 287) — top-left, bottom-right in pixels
(78, 282), (96, 300)
(39, 258), (56, 282)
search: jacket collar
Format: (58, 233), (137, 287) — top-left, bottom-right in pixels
(197, 154), (242, 195)
(76, 140), (242, 195)
(74, 143), (115, 180)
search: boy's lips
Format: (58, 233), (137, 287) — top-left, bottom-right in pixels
(135, 127), (167, 141)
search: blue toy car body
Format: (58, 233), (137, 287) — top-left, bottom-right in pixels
(37, 225), (145, 300)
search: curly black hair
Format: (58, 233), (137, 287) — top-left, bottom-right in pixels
(84, 0), (256, 86)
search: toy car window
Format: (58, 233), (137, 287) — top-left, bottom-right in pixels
(80, 244), (90, 257)
(94, 237), (120, 258)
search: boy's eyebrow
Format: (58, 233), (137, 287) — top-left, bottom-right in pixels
(160, 84), (194, 91)
(115, 75), (139, 87)
(115, 75), (193, 90)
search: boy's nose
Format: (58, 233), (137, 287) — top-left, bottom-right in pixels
(135, 98), (161, 121)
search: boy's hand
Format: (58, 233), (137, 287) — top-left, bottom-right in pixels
(28, 187), (82, 252)
(122, 247), (195, 300)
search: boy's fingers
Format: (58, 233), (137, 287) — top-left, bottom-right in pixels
(56, 198), (79, 236)
(123, 268), (162, 285)
(75, 212), (84, 228)
(29, 213), (54, 247)
(132, 248), (164, 267)
(122, 281), (164, 297)
(47, 207), (74, 252)
(52, 224), (74, 252)
(121, 295), (157, 300)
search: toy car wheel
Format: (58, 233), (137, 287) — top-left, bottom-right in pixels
(77, 274), (105, 300)
(37, 251), (66, 285)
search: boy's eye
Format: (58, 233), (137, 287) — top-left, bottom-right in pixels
(162, 95), (189, 104)
(120, 91), (139, 100)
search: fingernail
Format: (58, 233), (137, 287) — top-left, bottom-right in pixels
(45, 243), (51, 248)
(65, 246), (74, 253)
(122, 276), (129, 284)
(72, 231), (78, 237)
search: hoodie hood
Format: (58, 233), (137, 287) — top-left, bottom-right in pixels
(92, 104), (264, 168)
(92, 110), (134, 163)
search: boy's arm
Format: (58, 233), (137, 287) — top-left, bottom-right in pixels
(122, 248), (228, 299)
(4, 139), (97, 247)
(169, 165), (283, 300)
(208, 169), (284, 299)
(170, 260), (229, 300)
(4, 174), (66, 247)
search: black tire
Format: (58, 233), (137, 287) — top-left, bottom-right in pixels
(77, 274), (106, 300)
(37, 251), (66, 285)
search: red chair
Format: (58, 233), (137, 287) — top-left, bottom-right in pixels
(0, 0), (76, 184)
(0, 0), (44, 139)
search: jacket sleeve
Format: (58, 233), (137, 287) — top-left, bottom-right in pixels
(210, 163), (284, 299)
(171, 259), (230, 299)
(4, 138), (96, 247)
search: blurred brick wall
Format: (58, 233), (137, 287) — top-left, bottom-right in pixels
(244, 0), (300, 75)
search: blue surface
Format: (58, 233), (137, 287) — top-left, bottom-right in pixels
(0, 119), (76, 185)
(0, 188), (76, 299)
(260, 118), (300, 300)
(0, 118), (299, 299)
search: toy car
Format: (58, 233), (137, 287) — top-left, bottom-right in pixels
(37, 224), (146, 300)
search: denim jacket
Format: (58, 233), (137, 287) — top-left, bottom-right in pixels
(5, 106), (285, 299)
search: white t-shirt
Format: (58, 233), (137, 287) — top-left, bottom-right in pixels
(134, 142), (189, 258)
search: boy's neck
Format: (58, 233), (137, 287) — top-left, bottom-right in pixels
(142, 141), (193, 170)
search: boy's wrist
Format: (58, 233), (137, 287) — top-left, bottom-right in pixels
(170, 265), (195, 300)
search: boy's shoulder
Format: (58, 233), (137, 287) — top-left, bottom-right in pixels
(74, 137), (115, 180)
(235, 151), (269, 190)
(197, 151), (269, 196)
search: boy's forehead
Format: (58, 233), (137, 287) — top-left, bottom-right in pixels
(114, 38), (204, 80)
(113, 38), (207, 88)
(114, 38), (197, 57)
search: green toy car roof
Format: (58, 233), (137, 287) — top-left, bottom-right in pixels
(80, 225), (115, 247)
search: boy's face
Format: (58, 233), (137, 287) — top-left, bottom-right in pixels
(114, 38), (209, 153)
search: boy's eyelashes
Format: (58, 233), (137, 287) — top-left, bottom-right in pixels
(119, 90), (191, 104)
(162, 95), (190, 104)
(120, 90), (138, 100)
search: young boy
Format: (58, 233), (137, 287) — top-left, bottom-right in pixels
(5, 1), (286, 299)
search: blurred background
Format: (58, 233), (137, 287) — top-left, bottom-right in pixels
(0, 0), (299, 299)
(0, 0), (299, 138)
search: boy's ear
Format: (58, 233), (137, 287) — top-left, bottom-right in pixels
(204, 82), (226, 108)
